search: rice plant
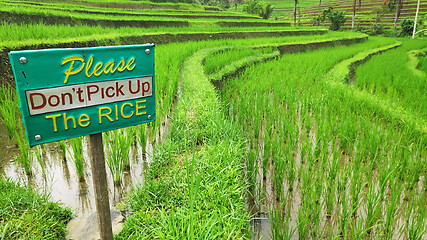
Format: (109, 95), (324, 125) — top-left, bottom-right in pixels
(104, 129), (132, 185)
(219, 37), (426, 238)
(58, 140), (68, 160)
(0, 84), (19, 142)
(68, 137), (85, 182)
(137, 124), (148, 155)
(34, 145), (46, 179)
(14, 128), (33, 176)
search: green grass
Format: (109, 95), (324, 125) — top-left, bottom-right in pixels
(1, 0), (257, 18)
(0, 84), (19, 141)
(116, 32), (370, 239)
(0, 23), (323, 49)
(0, 3), (190, 23)
(420, 55), (427, 74)
(68, 137), (85, 182)
(0, 179), (72, 239)
(104, 129), (132, 185)
(5, 0), (205, 11)
(354, 39), (427, 117)
(2, 30), (355, 239)
(0, 2), (284, 27)
(219, 37), (426, 238)
(2, 2), (426, 238)
(117, 42), (252, 240)
(204, 47), (275, 75)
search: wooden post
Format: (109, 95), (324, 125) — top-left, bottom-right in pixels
(88, 133), (114, 240)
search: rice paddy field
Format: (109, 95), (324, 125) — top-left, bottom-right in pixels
(0, 0), (426, 239)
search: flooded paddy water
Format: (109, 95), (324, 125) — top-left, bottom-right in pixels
(0, 116), (163, 239)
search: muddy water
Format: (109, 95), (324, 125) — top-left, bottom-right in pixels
(1, 134), (147, 217)
(247, 155), (301, 240)
(1, 110), (278, 239)
(0, 118), (156, 239)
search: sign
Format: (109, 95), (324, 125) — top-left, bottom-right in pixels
(9, 44), (155, 146)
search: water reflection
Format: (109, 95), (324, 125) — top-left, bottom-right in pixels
(0, 125), (150, 218)
(0, 113), (170, 238)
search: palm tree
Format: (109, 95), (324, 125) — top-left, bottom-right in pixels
(260, 2), (274, 19)
(294, 0), (298, 26)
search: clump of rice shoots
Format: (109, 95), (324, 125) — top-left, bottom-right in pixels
(0, 84), (19, 143)
(13, 123), (33, 176)
(68, 137), (85, 182)
(137, 124), (147, 154)
(105, 129), (131, 185)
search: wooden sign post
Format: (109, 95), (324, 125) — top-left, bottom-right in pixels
(89, 133), (113, 240)
(9, 44), (155, 239)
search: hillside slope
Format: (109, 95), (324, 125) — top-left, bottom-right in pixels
(283, 0), (426, 33)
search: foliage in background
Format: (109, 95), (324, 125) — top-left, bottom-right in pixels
(313, 6), (347, 30)
(0, 179), (72, 239)
(413, 13), (427, 38)
(399, 18), (414, 37)
(243, 0), (274, 19)
(325, 7), (347, 31)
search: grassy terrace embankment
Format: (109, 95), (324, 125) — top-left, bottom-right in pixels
(0, 1), (285, 26)
(6, 0), (207, 11)
(0, 0), (293, 30)
(0, 179), (72, 239)
(0, 25), (326, 84)
(2, 0), (260, 19)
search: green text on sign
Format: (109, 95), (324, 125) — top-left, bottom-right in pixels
(9, 44), (155, 147)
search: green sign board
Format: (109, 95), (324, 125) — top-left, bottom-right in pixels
(9, 44), (155, 147)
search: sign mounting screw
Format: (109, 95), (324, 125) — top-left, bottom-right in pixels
(35, 135), (41, 141)
(19, 57), (27, 64)
(147, 115), (152, 120)
(145, 49), (150, 55)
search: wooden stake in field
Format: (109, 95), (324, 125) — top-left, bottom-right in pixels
(88, 133), (113, 240)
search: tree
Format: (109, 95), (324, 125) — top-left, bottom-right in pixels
(328, 9), (346, 30)
(412, 0), (420, 39)
(243, 0), (261, 14)
(399, 18), (414, 36)
(294, 0), (298, 26)
(319, 7), (346, 30)
(313, 6), (331, 27)
(243, 0), (274, 19)
(313, 7), (346, 30)
(394, 0), (403, 36)
(232, 0), (244, 11)
(260, 2), (274, 19)
(351, 0), (362, 31)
